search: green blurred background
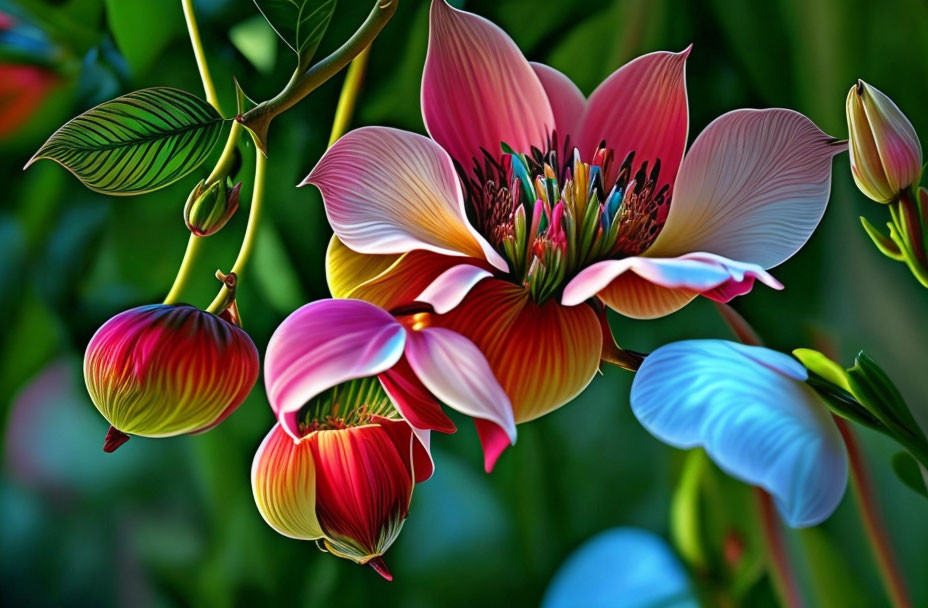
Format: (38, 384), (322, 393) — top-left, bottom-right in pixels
(2, 0), (928, 605)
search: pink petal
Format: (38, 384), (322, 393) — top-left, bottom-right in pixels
(474, 418), (511, 473)
(530, 62), (586, 143)
(561, 253), (782, 308)
(304, 126), (507, 272)
(422, 0), (553, 171)
(648, 109), (847, 268)
(403, 326), (517, 445)
(575, 48), (690, 190)
(416, 264), (493, 314)
(264, 299), (406, 439)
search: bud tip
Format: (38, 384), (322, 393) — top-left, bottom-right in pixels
(368, 556), (393, 581)
(103, 426), (130, 453)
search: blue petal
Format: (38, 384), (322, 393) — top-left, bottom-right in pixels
(630, 340), (847, 527)
(543, 528), (696, 608)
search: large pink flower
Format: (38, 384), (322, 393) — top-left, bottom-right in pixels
(304, 0), (846, 423)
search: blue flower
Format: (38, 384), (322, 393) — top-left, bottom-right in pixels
(543, 528), (696, 608)
(630, 339), (848, 527)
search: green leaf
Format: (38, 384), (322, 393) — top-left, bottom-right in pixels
(891, 451), (928, 499)
(26, 88), (225, 196)
(254, 0), (337, 70)
(846, 351), (924, 439)
(859, 216), (905, 260)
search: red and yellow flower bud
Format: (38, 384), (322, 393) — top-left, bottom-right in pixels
(847, 80), (923, 203)
(252, 379), (418, 580)
(184, 178), (241, 237)
(84, 304), (259, 451)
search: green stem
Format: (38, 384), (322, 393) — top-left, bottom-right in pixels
(181, 0), (220, 110)
(164, 0), (226, 306)
(206, 145), (267, 314)
(240, 0), (397, 150)
(207, 121), (242, 184)
(328, 45), (371, 147)
(163, 235), (205, 305)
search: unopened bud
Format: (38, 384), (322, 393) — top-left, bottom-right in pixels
(846, 80), (922, 203)
(184, 179), (241, 237)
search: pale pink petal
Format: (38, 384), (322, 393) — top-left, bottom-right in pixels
(561, 253), (782, 308)
(575, 48), (690, 190)
(304, 126), (507, 271)
(531, 62), (586, 143)
(648, 109), (847, 268)
(265, 299), (406, 440)
(403, 327), (517, 445)
(422, 0), (553, 171)
(416, 264), (493, 314)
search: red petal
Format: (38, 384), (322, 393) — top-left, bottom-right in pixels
(379, 357), (457, 435)
(310, 426), (414, 562)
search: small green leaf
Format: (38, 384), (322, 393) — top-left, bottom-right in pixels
(26, 88), (225, 196)
(792, 348), (851, 392)
(846, 352), (924, 439)
(891, 451), (928, 499)
(860, 216), (904, 260)
(254, 0), (337, 70)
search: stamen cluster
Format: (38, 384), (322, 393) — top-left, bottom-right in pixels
(462, 135), (670, 303)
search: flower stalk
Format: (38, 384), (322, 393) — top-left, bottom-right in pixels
(755, 489), (804, 608)
(181, 0), (219, 109)
(206, 145), (267, 314)
(834, 417), (913, 608)
(240, 0), (396, 151)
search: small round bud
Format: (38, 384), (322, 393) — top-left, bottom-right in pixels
(184, 179), (241, 237)
(84, 304), (259, 450)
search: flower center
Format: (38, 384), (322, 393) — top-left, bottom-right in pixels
(459, 134), (670, 303)
(297, 377), (398, 435)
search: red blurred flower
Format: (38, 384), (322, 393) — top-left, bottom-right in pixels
(0, 63), (57, 138)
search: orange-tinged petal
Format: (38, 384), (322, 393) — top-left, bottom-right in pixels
(251, 423), (324, 540)
(434, 279), (602, 422)
(597, 272), (698, 320)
